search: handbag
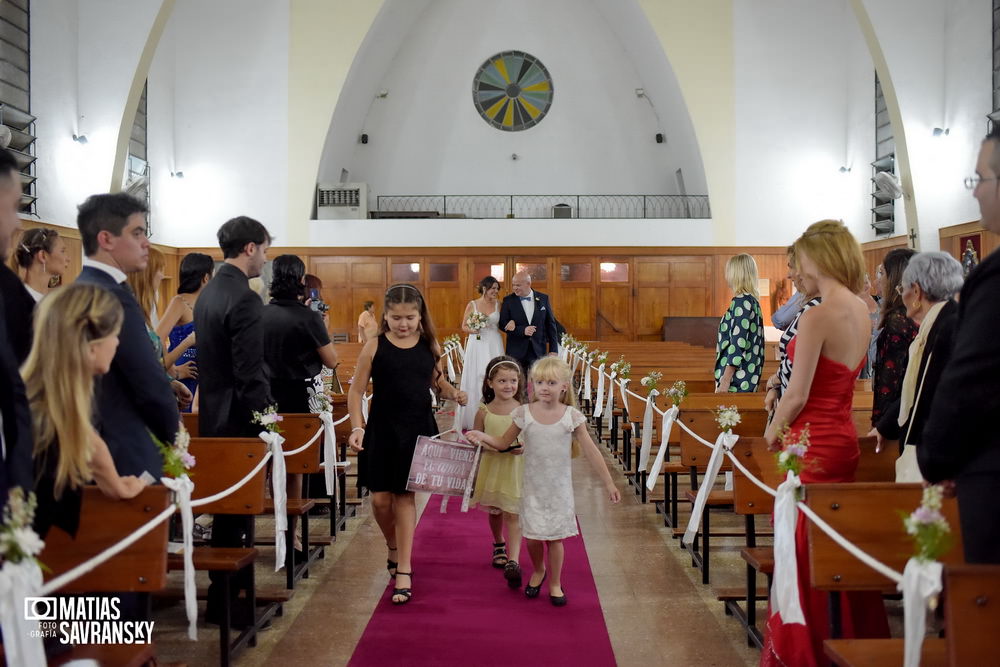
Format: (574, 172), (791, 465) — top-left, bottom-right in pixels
(894, 350), (933, 483)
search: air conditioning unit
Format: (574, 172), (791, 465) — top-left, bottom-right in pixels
(317, 183), (368, 219)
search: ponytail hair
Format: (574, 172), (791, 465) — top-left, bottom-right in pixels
(382, 283), (443, 384)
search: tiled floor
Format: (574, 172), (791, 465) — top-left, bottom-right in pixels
(154, 419), (762, 666)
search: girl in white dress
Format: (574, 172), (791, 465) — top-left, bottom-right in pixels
(458, 277), (505, 430)
(468, 357), (620, 607)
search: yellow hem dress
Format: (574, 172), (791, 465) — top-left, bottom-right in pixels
(471, 404), (523, 514)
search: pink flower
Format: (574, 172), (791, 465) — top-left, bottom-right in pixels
(181, 453), (196, 469)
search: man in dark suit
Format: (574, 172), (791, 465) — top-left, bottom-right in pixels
(920, 127), (1000, 564)
(195, 215), (273, 626)
(74, 194), (180, 479)
(0, 147), (32, 498)
(499, 270), (559, 372)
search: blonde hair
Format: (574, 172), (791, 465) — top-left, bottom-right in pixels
(793, 220), (865, 293)
(126, 246), (165, 327)
(725, 253), (759, 298)
(528, 357), (577, 408)
(21, 283), (124, 499)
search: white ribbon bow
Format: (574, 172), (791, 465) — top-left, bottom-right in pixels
(0, 560), (45, 666)
(162, 475), (197, 640)
(638, 389), (660, 473)
(603, 371), (617, 425)
(260, 430), (288, 572)
(647, 405), (679, 492)
(618, 378), (630, 417)
(361, 394), (370, 422)
(771, 470), (805, 624)
(318, 411), (338, 495)
(593, 364), (607, 418)
(683, 430), (739, 546)
(446, 351), (457, 383)
(899, 557), (943, 667)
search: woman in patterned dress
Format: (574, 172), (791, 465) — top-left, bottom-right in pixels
(715, 253), (765, 393)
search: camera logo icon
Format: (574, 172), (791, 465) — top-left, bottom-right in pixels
(24, 597), (57, 621)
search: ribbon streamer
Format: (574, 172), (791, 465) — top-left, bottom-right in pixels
(618, 378), (630, 418)
(361, 394), (370, 422)
(460, 444), (484, 512)
(604, 372), (617, 427)
(899, 558), (943, 667)
(318, 411), (338, 495)
(446, 350), (457, 383)
(593, 364), (607, 418)
(771, 470), (805, 624)
(583, 360), (593, 399)
(646, 405), (679, 491)
(637, 389), (660, 472)
(260, 431), (288, 572)
(0, 560), (45, 667)
(453, 342), (464, 361)
(162, 475), (197, 640)
(683, 431), (739, 546)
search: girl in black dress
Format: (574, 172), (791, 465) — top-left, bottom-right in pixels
(348, 284), (467, 605)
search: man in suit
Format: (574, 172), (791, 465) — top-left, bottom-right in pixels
(499, 270), (559, 372)
(195, 215), (273, 626)
(920, 127), (1000, 564)
(0, 147), (32, 498)
(75, 193), (180, 479)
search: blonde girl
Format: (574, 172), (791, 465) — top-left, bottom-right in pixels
(22, 283), (149, 538)
(468, 356), (620, 607)
(470, 355), (526, 587)
(348, 284), (468, 605)
(715, 253), (765, 393)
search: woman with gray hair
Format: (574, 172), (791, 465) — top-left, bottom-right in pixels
(869, 251), (964, 481)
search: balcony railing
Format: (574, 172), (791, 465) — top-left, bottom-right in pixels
(373, 194), (711, 219)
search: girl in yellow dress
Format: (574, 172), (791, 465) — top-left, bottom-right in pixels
(471, 355), (526, 588)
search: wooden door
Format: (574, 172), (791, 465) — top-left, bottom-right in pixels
(552, 258), (595, 340)
(597, 258), (632, 341)
(636, 256), (713, 340)
(310, 256), (386, 339)
(425, 257), (465, 338)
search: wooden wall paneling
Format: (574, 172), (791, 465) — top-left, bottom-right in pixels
(635, 256), (670, 340)
(860, 235), (909, 297)
(552, 257), (595, 339)
(426, 256), (465, 338)
(938, 220), (1000, 264)
(596, 256), (632, 340)
(668, 256), (712, 317)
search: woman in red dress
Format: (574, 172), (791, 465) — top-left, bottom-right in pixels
(761, 220), (890, 666)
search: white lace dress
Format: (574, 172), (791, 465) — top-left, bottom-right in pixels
(512, 404), (587, 540)
(458, 301), (504, 430)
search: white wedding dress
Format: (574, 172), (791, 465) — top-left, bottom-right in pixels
(459, 300), (505, 431)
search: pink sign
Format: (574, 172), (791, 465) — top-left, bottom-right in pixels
(407, 436), (480, 497)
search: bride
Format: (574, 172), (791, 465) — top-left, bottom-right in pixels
(458, 276), (505, 430)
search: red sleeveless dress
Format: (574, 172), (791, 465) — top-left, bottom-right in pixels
(760, 337), (890, 667)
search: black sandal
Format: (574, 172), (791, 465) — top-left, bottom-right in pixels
(491, 541), (508, 568)
(503, 560), (522, 589)
(392, 572), (413, 605)
(386, 545), (398, 578)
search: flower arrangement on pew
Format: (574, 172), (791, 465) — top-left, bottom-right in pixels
(0, 488), (45, 568)
(715, 405), (741, 432)
(774, 423), (810, 477)
(610, 355), (631, 380)
(561, 332), (577, 349)
(307, 386), (332, 414)
(640, 370), (663, 394)
(902, 485), (952, 565)
(466, 310), (490, 340)
(156, 423), (196, 478)
(594, 350), (608, 367)
(665, 380), (688, 407)
(253, 405), (284, 434)
(443, 333), (461, 349)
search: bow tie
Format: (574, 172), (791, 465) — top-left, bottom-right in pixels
(520, 296), (532, 301)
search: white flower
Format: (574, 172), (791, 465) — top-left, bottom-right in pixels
(11, 527), (44, 557)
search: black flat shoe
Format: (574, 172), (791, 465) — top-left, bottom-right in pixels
(392, 572), (413, 605)
(504, 560), (522, 589)
(525, 571), (546, 598)
(550, 591), (567, 607)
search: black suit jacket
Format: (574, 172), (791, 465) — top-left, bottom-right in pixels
(76, 266), (178, 477)
(0, 263), (35, 364)
(194, 263), (272, 438)
(921, 252), (1000, 482)
(876, 299), (957, 449)
(498, 290), (559, 363)
(0, 266), (32, 496)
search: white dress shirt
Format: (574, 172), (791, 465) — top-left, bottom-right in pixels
(520, 289), (535, 323)
(82, 257), (128, 284)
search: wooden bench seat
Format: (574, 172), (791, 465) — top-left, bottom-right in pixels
(740, 546), (774, 574)
(264, 498), (317, 515)
(823, 638), (947, 667)
(169, 547), (257, 572)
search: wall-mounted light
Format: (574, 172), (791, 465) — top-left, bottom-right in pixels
(932, 127), (950, 137)
(170, 171), (184, 178)
(72, 133), (88, 144)
(376, 89), (389, 99)
(839, 166), (851, 173)
(635, 88), (645, 98)
(409, 262), (419, 273)
(511, 153), (519, 161)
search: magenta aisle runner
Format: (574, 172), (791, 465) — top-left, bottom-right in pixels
(348, 501), (617, 666)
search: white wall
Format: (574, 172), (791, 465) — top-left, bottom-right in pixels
(147, 0), (290, 247)
(317, 0), (707, 206)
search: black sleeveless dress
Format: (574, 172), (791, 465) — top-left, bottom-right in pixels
(358, 334), (438, 493)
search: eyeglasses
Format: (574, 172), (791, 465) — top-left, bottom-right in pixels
(964, 176), (1000, 189)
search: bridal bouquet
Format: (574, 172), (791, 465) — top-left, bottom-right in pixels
(774, 423), (809, 476)
(0, 488), (45, 566)
(466, 311), (490, 340)
(253, 405), (284, 433)
(156, 423), (196, 478)
(902, 484), (952, 563)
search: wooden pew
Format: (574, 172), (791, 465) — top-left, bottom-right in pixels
(36, 486), (171, 666)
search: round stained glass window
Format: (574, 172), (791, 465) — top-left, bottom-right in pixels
(472, 51), (553, 132)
